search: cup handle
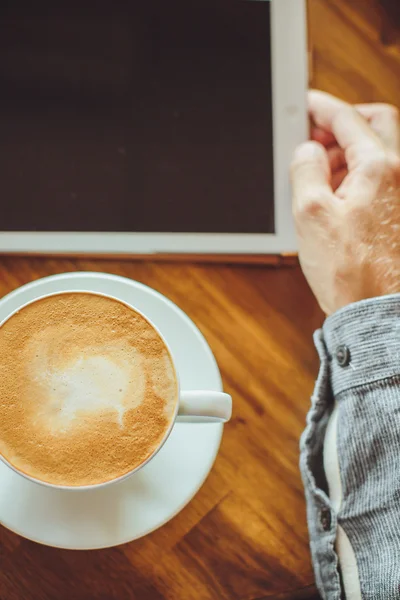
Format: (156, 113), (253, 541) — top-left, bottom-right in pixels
(177, 390), (232, 423)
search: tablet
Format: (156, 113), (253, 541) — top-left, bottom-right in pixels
(0, 0), (307, 260)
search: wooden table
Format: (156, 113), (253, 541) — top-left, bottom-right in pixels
(0, 2), (399, 599)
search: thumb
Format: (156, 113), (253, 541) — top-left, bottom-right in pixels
(291, 142), (332, 213)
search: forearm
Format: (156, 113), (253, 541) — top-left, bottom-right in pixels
(300, 294), (400, 600)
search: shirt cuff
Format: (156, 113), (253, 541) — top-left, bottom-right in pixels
(322, 294), (400, 397)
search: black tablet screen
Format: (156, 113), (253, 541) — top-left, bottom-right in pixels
(0, 0), (274, 233)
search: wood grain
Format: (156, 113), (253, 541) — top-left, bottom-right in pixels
(0, 258), (321, 600)
(308, 0), (400, 105)
(0, 1), (400, 598)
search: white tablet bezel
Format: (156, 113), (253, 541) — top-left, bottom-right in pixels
(0, 0), (307, 257)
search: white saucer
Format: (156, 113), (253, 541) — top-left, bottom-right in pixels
(0, 272), (223, 549)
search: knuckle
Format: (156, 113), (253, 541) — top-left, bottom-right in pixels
(305, 199), (323, 217)
(360, 151), (390, 178)
(294, 191), (327, 220)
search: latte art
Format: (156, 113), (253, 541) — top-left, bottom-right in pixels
(0, 293), (178, 486)
(28, 336), (147, 432)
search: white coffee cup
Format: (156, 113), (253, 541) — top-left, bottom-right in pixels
(0, 288), (232, 491)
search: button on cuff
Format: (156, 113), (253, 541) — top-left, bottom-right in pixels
(320, 507), (332, 532)
(335, 344), (350, 367)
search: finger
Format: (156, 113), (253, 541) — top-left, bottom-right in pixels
(309, 94), (400, 154)
(327, 145), (346, 173)
(291, 141), (332, 213)
(355, 103), (400, 154)
(308, 90), (348, 131)
(309, 91), (385, 170)
(332, 106), (385, 171)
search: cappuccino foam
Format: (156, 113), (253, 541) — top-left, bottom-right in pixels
(0, 293), (178, 486)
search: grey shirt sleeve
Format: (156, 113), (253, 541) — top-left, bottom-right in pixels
(300, 294), (400, 600)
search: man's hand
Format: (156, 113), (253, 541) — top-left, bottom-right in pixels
(291, 90), (400, 315)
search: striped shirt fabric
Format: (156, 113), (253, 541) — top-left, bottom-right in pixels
(300, 294), (400, 599)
